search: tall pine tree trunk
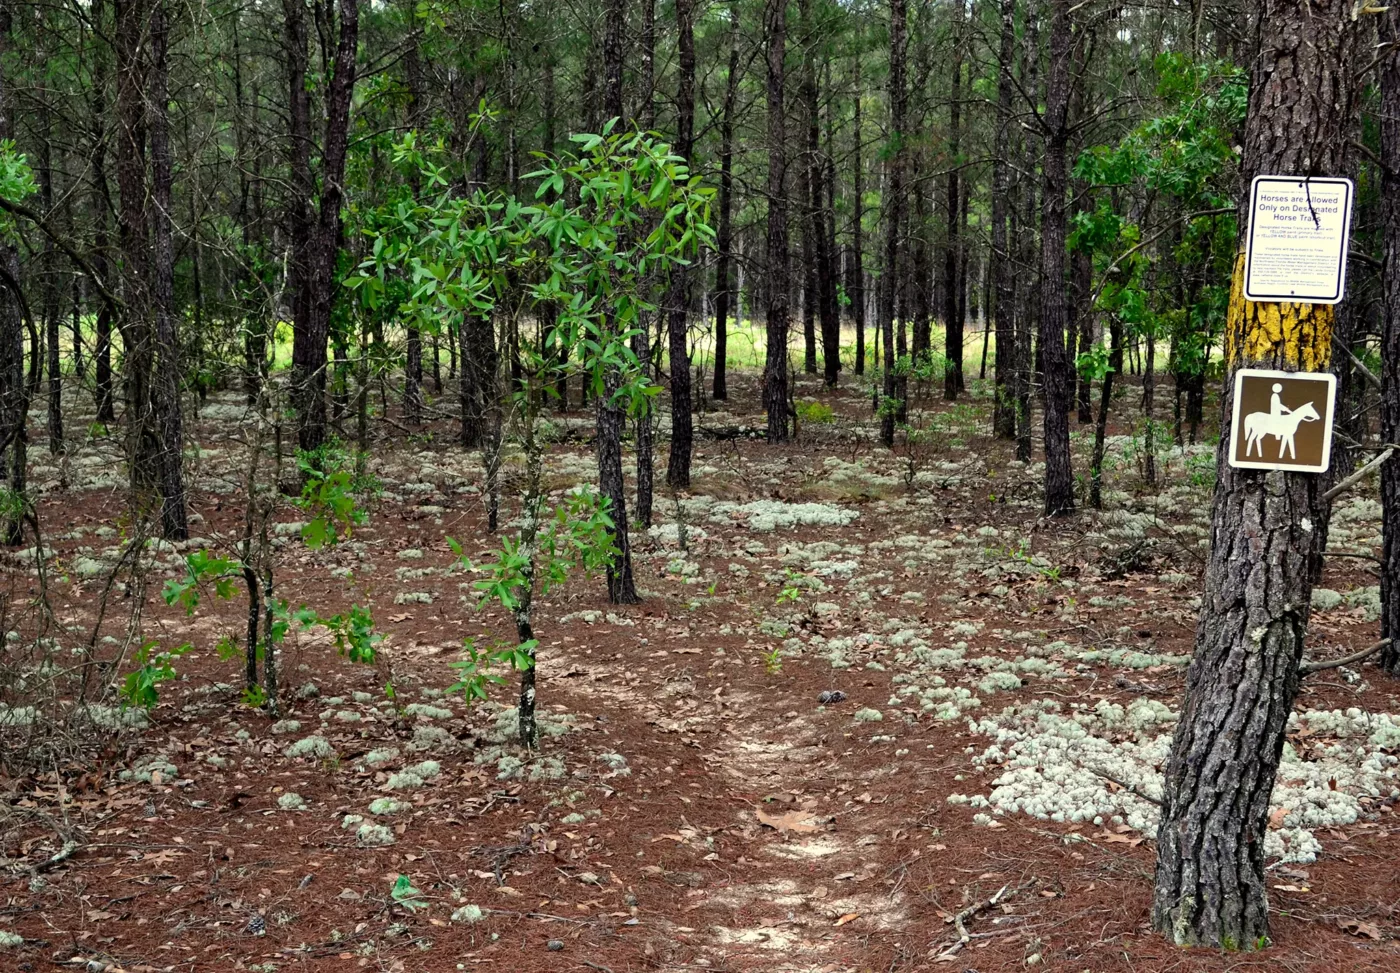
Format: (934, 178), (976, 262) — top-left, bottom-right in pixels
(991, 0), (1016, 438)
(879, 0), (907, 449)
(1380, 6), (1400, 673)
(851, 54), (866, 377)
(291, 0), (357, 456)
(598, 0), (639, 599)
(149, 1), (187, 539)
(0, 6), (25, 544)
(115, 0), (160, 515)
(1152, 0), (1359, 947)
(665, 0), (696, 489)
(712, 5), (740, 401)
(1014, 4), (1040, 463)
(1037, 0), (1074, 516)
(762, 0), (790, 443)
(942, 37), (964, 399)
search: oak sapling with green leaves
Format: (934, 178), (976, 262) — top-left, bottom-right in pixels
(526, 123), (715, 605)
(447, 377), (618, 748)
(156, 438), (381, 713)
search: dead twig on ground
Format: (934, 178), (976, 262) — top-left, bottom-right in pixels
(1089, 769), (1163, 807)
(934, 883), (1010, 961)
(1299, 639), (1391, 676)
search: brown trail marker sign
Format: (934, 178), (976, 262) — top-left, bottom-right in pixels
(1228, 368), (1337, 473)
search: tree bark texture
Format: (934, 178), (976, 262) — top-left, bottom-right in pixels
(1037, 0), (1074, 516)
(1014, 5), (1039, 463)
(1151, 0), (1359, 948)
(597, 369), (639, 604)
(991, 0), (1017, 439)
(665, 0), (696, 489)
(943, 42), (964, 399)
(0, 7), (25, 543)
(851, 53), (866, 378)
(461, 315), (496, 449)
(712, 4), (740, 402)
(762, 0), (790, 443)
(149, 1), (188, 539)
(1380, 7), (1400, 673)
(291, 0), (358, 456)
(879, 0), (907, 449)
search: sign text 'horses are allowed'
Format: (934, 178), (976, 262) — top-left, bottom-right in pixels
(1227, 369), (1337, 473)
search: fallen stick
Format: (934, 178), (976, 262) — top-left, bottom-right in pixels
(936, 883), (1010, 961)
(1090, 769), (1163, 807)
(1299, 638), (1391, 675)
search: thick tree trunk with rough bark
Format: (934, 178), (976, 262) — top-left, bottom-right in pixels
(291, 0), (357, 456)
(461, 316), (495, 449)
(149, 2), (187, 539)
(1381, 8), (1400, 674)
(879, 0), (907, 449)
(1037, 0), (1074, 516)
(1152, 0), (1359, 948)
(817, 57), (841, 389)
(762, 0), (790, 443)
(281, 0), (312, 432)
(115, 0), (162, 517)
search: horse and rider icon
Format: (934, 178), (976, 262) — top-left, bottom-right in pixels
(1229, 369), (1336, 472)
(1244, 382), (1322, 460)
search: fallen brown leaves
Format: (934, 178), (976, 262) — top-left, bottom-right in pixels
(756, 808), (822, 834)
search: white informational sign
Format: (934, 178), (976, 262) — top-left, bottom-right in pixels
(1243, 176), (1353, 304)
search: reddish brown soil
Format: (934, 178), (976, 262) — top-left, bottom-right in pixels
(2, 372), (1398, 973)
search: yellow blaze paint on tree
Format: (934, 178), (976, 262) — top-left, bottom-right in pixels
(1224, 253), (1334, 371)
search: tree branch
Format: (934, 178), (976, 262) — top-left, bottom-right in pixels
(1322, 447), (1393, 503)
(0, 194), (121, 315)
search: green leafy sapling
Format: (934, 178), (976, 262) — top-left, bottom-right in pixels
(155, 440), (380, 713)
(120, 640), (191, 711)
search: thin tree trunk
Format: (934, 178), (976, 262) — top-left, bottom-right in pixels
(879, 0), (907, 449)
(943, 34), (964, 399)
(852, 54), (866, 377)
(1015, 4), (1040, 463)
(38, 100), (61, 455)
(0, 7), (25, 544)
(665, 0), (696, 489)
(712, 5), (740, 401)
(1152, 0), (1359, 947)
(1089, 318), (1123, 509)
(762, 0), (790, 443)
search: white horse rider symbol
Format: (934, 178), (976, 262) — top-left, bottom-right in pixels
(1243, 382), (1321, 460)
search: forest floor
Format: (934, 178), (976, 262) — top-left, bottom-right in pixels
(2, 368), (1399, 973)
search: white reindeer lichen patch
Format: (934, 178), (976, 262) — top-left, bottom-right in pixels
(948, 700), (1400, 863)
